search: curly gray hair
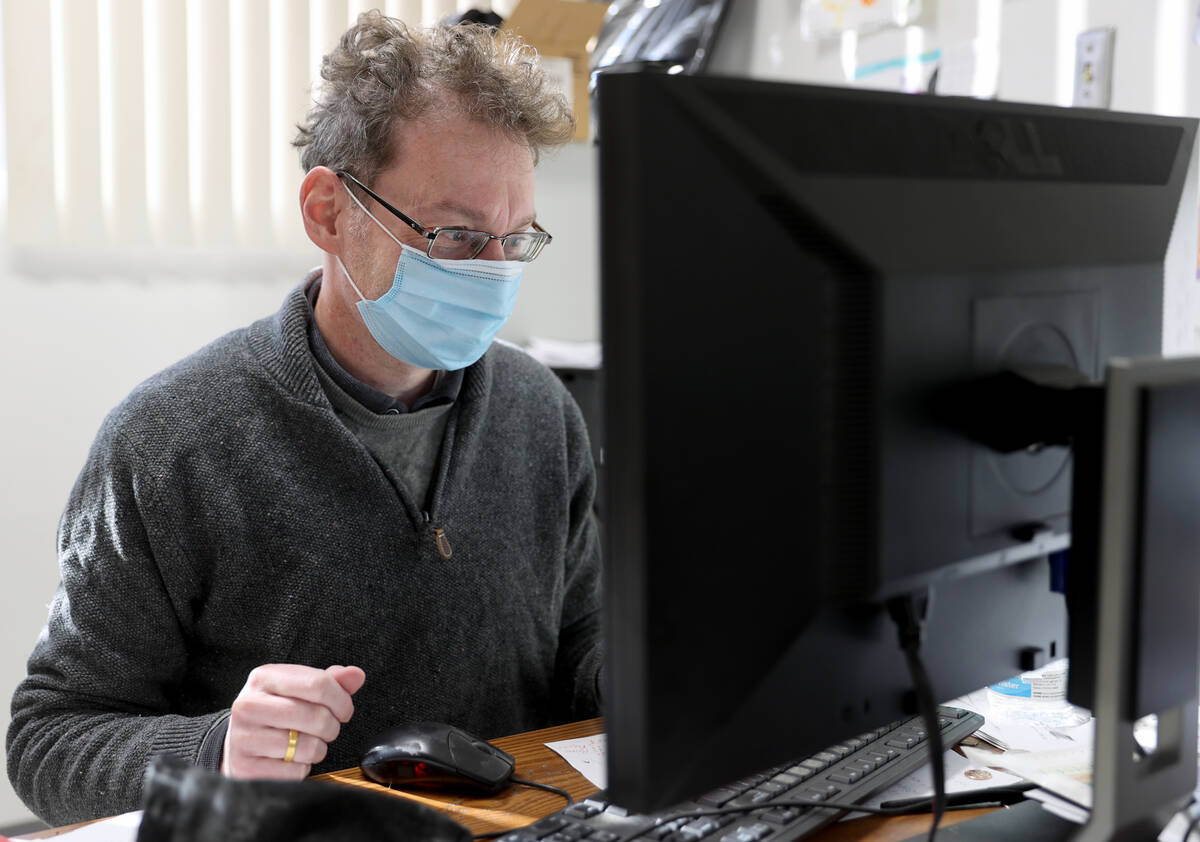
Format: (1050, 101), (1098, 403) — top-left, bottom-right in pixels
(294, 11), (575, 183)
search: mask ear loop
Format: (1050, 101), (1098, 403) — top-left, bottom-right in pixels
(334, 255), (368, 303)
(336, 180), (410, 303)
(342, 180), (407, 250)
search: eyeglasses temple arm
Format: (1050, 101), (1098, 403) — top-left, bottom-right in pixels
(335, 170), (430, 239)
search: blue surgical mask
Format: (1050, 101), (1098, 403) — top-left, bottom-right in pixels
(336, 186), (524, 371)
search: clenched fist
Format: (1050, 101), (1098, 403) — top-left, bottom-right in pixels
(221, 663), (366, 780)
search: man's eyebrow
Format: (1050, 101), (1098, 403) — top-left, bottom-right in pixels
(424, 201), (537, 233)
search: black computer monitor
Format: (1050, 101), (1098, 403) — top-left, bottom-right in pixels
(596, 70), (1199, 816)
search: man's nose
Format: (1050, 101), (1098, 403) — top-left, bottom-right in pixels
(477, 239), (507, 261)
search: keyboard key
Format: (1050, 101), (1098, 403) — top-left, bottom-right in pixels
(679, 818), (721, 839)
(808, 783), (841, 799)
(730, 789), (774, 809)
(589, 834), (620, 842)
(564, 804), (602, 819)
(718, 823), (773, 842)
(761, 807), (804, 825)
(698, 787), (740, 808)
(531, 817), (569, 836)
(828, 769), (860, 784)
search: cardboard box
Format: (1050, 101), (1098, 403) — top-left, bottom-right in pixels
(502, 0), (610, 142)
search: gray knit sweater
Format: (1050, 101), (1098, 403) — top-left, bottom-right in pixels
(7, 282), (603, 826)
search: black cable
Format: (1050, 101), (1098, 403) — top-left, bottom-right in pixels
(472, 779), (575, 840)
(1183, 804), (1200, 842)
(887, 591), (945, 842)
(510, 776), (575, 805)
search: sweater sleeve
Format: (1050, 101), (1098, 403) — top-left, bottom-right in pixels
(551, 399), (605, 723)
(6, 420), (222, 827)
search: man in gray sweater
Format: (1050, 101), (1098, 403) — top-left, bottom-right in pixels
(8, 13), (602, 827)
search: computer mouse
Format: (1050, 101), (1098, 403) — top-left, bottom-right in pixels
(360, 722), (517, 794)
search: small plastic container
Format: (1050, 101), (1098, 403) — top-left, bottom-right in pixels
(985, 658), (1091, 728)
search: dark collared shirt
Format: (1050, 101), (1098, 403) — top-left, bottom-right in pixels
(304, 274), (462, 414)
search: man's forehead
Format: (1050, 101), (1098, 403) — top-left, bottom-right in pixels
(375, 115), (538, 227)
(419, 198), (537, 229)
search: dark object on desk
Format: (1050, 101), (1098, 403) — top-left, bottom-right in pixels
(880, 782), (1037, 813)
(905, 799), (1080, 842)
(360, 721), (516, 794)
(137, 755), (470, 842)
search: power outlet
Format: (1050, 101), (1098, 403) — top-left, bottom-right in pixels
(1073, 27), (1116, 108)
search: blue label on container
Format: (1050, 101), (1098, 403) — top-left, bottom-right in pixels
(989, 677), (1033, 698)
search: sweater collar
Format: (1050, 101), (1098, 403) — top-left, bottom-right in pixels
(247, 269), (491, 408)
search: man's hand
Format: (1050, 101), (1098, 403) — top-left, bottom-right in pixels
(221, 664), (366, 779)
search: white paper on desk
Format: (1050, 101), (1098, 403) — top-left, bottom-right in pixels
(22, 810), (143, 841)
(1025, 789), (1088, 824)
(1158, 806), (1200, 842)
(545, 734), (607, 790)
(945, 690), (1094, 753)
(962, 744), (1093, 808)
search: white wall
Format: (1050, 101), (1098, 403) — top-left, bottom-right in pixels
(507, 141), (600, 345)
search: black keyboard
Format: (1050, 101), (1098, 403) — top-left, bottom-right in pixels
(498, 706), (984, 842)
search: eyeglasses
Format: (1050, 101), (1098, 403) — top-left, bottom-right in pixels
(336, 170), (551, 262)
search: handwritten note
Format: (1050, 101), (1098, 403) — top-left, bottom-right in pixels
(545, 734), (607, 789)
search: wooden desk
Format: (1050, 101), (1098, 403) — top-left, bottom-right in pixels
(313, 718), (999, 842)
(26, 718), (1000, 841)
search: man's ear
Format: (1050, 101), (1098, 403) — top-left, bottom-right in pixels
(299, 166), (345, 253)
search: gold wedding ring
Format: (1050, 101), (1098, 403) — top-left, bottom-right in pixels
(283, 728), (299, 763)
